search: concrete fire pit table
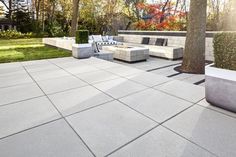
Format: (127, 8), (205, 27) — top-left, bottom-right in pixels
(103, 45), (149, 62)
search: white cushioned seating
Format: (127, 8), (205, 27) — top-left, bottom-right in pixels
(92, 35), (103, 42)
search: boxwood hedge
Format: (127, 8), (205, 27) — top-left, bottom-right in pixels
(75, 30), (89, 44)
(213, 32), (236, 71)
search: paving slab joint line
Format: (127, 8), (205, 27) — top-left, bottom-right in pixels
(22, 66), (97, 157)
(146, 63), (182, 72)
(0, 81), (35, 90)
(151, 86), (204, 104)
(0, 117), (63, 141)
(159, 98), (219, 157)
(0, 95), (45, 108)
(161, 125), (219, 157)
(105, 98), (209, 157)
(196, 103), (236, 120)
(104, 124), (160, 157)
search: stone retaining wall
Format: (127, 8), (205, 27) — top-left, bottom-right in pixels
(118, 30), (217, 61)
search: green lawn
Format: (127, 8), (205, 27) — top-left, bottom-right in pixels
(0, 38), (71, 63)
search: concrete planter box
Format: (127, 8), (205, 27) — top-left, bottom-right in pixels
(205, 64), (236, 112)
(72, 43), (92, 59)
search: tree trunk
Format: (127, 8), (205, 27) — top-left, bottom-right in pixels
(70, 0), (80, 36)
(180, 0), (207, 74)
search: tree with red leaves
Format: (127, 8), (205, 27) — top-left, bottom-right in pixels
(135, 1), (187, 31)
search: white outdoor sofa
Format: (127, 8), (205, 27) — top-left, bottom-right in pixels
(114, 36), (183, 60)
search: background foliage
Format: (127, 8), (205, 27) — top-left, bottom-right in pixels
(0, 0), (235, 37)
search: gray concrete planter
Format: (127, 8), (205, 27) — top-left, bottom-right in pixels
(205, 64), (236, 112)
(72, 43), (93, 59)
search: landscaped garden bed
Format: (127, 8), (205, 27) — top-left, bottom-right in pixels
(0, 38), (71, 63)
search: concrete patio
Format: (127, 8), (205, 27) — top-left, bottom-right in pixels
(0, 57), (236, 157)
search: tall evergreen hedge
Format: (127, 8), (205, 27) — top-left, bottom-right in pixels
(213, 32), (236, 71)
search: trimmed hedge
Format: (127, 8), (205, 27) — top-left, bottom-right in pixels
(75, 30), (89, 44)
(0, 30), (33, 39)
(214, 32), (236, 71)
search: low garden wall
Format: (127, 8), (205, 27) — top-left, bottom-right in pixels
(118, 30), (217, 61)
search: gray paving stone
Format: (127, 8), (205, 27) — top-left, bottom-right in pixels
(76, 70), (119, 84)
(66, 100), (157, 157)
(126, 72), (173, 87)
(0, 83), (44, 106)
(0, 119), (93, 157)
(154, 80), (205, 103)
(37, 75), (88, 94)
(183, 75), (205, 84)
(110, 126), (215, 157)
(164, 105), (236, 157)
(91, 62), (121, 70)
(120, 89), (193, 123)
(0, 62), (22, 69)
(0, 97), (61, 138)
(21, 59), (50, 66)
(47, 57), (76, 64)
(0, 66), (26, 77)
(198, 99), (236, 118)
(64, 65), (99, 74)
(94, 78), (147, 99)
(24, 63), (60, 73)
(56, 61), (87, 68)
(48, 86), (113, 116)
(105, 66), (143, 77)
(0, 72), (33, 88)
(30, 69), (70, 81)
(171, 73), (194, 80)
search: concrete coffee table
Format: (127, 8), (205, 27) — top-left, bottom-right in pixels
(103, 45), (149, 62)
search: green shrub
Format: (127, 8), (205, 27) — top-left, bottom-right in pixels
(214, 32), (236, 71)
(75, 30), (89, 44)
(0, 30), (33, 39)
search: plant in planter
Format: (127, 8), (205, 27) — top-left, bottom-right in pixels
(205, 32), (236, 112)
(72, 30), (92, 59)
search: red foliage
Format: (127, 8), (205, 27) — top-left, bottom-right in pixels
(135, 2), (187, 31)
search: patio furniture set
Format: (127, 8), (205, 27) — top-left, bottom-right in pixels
(90, 35), (183, 62)
(43, 35), (184, 62)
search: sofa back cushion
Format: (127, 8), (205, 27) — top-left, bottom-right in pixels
(155, 38), (168, 46)
(141, 37), (150, 44)
(102, 36), (109, 42)
(92, 35), (103, 42)
(149, 38), (156, 45)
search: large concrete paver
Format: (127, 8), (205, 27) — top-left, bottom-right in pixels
(126, 72), (173, 87)
(198, 99), (236, 118)
(94, 78), (147, 99)
(110, 126), (216, 157)
(24, 63), (61, 73)
(0, 97), (61, 138)
(48, 86), (113, 116)
(76, 70), (119, 84)
(37, 75), (88, 94)
(0, 83), (44, 106)
(0, 72), (33, 88)
(64, 65), (98, 75)
(164, 105), (236, 157)
(0, 119), (93, 157)
(29, 69), (70, 81)
(66, 100), (157, 157)
(120, 88), (193, 123)
(155, 80), (205, 103)
(105, 66), (143, 77)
